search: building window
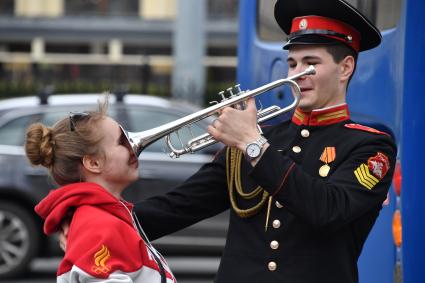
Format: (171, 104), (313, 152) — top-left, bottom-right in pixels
(208, 0), (239, 19)
(0, 0), (14, 16)
(65, 0), (139, 17)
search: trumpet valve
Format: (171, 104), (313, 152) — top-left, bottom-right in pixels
(218, 91), (226, 101)
(226, 87), (234, 97)
(234, 84), (242, 94)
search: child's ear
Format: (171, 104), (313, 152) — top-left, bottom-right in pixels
(82, 155), (102, 173)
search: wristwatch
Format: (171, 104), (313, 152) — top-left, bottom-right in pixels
(245, 135), (268, 161)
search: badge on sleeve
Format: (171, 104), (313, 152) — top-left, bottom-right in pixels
(354, 152), (390, 190)
(368, 152), (390, 179)
(92, 244), (111, 274)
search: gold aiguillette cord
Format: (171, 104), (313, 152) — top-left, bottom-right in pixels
(265, 196), (272, 232)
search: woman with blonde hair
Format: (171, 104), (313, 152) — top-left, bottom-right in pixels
(25, 100), (175, 282)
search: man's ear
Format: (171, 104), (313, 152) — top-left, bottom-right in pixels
(82, 155), (102, 174)
(340, 55), (355, 82)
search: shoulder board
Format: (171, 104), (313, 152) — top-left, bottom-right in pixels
(344, 123), (389, 136)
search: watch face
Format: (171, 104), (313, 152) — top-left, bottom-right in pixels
(246, 143), (261, 158)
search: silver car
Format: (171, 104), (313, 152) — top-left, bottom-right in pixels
(0, 94), (227, 278)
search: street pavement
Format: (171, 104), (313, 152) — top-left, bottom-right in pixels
(1, 256), (219, 283)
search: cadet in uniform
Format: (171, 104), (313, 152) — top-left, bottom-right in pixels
(135, 0), (397, 282)
(60, 0), (397, 282)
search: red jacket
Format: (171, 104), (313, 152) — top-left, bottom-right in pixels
(35, 182), (176, 282)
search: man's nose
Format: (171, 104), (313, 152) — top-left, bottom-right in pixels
(294, 66), (310, 81)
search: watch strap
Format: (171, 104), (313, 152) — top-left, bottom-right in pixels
(256, 135), (268, 147)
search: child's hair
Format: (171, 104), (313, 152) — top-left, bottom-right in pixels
(25, 98), (109, 185)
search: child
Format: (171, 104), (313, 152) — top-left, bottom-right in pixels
(25, 99), (175, 282)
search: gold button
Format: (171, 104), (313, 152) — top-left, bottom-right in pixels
(268, 261), (277, 271)
(272, 219), (281, 228)
(301, 129), (310, 137)
(292, 146), (301, 153)
(270, 240), (279, 249)
(275, 201), (283, 208)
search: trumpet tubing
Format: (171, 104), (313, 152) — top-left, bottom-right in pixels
(121, 65), (316, 158)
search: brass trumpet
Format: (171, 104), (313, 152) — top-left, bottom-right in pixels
(121, 65), (315, 158)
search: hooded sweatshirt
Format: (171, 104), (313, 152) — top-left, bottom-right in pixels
(35, 182), (176, 283)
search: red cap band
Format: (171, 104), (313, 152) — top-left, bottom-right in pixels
(290, 15), (361, 52)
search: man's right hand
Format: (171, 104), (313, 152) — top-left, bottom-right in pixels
(58, 220), (70, 252)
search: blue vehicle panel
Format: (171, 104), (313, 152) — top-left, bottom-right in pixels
(402, 0), (425, 282)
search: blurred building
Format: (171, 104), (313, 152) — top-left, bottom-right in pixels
(0, 0), (238, 103)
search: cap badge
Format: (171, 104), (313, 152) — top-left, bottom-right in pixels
(92, 244), (111, 274)
(319, 147), (336, 177)
(299, 18), (308, 30)
(346, 35), (353, 43)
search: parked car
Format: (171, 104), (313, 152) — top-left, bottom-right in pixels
(0, 93), (227, 278)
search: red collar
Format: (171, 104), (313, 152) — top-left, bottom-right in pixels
(292, 104), (350, 126)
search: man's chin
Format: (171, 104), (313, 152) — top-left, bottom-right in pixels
(297, 102), (314, 112)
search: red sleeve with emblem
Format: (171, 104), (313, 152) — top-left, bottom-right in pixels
(58, 205), (159, 278)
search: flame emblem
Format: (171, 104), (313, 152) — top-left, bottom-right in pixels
(92, 245), (111, 274)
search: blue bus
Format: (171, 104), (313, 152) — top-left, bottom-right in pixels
(237, 0), (425, 282)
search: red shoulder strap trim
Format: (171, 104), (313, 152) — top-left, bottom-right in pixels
(344, 123), (390, 136)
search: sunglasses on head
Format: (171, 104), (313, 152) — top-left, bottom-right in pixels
(69, 112), (90, 131)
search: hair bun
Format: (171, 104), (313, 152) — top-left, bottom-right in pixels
(25, 123), (55, 168)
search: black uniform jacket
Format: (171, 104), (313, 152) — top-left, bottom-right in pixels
(135, 104), (397, 283)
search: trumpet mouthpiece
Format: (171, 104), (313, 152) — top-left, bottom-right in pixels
(306, 65), (316, 75)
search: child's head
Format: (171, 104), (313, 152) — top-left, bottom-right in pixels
(25, 101), (107, 185)
(25, 99), (139, 189)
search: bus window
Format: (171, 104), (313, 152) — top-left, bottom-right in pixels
(257, 0), (286, 41)
(257, 0), (402, 42)
(346, 0), (402, 30)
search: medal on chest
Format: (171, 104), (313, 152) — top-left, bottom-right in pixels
(319, 147), (336, 177)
